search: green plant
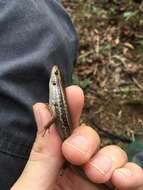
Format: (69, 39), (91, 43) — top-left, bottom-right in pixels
(123, 10), (139, 21)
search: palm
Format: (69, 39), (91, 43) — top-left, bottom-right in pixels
(54, 168), (109, 190)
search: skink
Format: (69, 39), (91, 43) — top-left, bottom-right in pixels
(45, 65), (72, 140)
(44, 65), (115, 190)
(45, 64), (88, 176)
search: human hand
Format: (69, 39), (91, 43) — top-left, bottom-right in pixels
(11, 86), (143, 190)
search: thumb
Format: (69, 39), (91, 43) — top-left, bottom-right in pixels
(11, 103), (64, 190)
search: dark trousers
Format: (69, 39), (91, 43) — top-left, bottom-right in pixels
(0, 0), (78, 189)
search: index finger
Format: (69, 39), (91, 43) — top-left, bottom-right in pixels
(66, 85), (84, 129)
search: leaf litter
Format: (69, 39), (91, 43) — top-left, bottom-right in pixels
(63, 0), (143, 148)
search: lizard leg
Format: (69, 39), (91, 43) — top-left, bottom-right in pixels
(41, 103), (56, 136)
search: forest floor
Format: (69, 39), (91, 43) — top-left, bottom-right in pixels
(63, 0), (143, 149)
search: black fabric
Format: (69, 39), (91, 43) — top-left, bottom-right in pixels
(0, 0), (79, 189)
(0, 151), (27, 189)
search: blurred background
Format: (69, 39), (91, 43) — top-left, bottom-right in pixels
(63, 0), (143, 150)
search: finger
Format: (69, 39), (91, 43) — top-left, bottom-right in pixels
(112, 162), (143, 190)
(137, 186), (143, 190)
(62, 125), (100, 165)
(32, 103), (62, 158)
(33, 103), (52, 133)
(11, 103), (64, 190)
(66, 85), (84, 128)
(83, 145), (128, 183)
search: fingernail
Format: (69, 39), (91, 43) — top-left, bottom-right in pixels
(89, 155), (113, 175)
(33, 106), (42, 128)
(66, 135), (90, 154)
(115, 168), (133, 177)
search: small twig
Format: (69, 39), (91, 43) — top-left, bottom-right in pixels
(132, 77), (143, 92)
(95, 33), (100, 56)
(139, 2), (143, 12)
(108, 50), (112, 65)
(78, 50), (93, 60)
(91, 122), (132, 143)
(104, 88), (141, 94)
(112, 55), (127, 68)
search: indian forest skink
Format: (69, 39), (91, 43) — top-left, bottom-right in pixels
(45, 64), (89, 176)
(45, 65), (72, 140)
(44, 65), (115, 190)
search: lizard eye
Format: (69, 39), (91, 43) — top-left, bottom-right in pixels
(55, 70), (58, 75)
(52, 81), (56, 85)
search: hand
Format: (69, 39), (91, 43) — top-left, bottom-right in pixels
(11, 86), (143, 190)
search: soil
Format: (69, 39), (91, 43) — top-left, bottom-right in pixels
(63, 0), (143, 149)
